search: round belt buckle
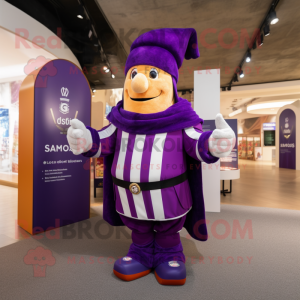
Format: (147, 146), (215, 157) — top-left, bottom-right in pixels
(129, 183), (141, 195)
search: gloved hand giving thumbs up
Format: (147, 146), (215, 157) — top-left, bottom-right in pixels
(67, 119), (92, 155)
(208, 114), (236, 158)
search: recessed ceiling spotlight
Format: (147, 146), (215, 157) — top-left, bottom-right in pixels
(77, 15), (83, 19)
(245, 51), (251, 62)
(264, 24), (270, 36)
(269, 9), (279, 25)
(239, 70), (244, 78)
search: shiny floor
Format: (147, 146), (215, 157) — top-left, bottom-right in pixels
(221, 160), (300, 210)
(0, 172), (18, 188)
(0, 161), (299, 248)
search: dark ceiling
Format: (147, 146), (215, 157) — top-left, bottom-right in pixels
(5, 0), (127, 90)
(6, 0), (300, 91)
(96, 0), (300, 90)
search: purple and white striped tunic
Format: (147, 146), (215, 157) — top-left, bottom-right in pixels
(85, 124), (217, 221)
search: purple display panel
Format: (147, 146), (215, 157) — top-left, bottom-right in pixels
(279, 109), (296, 169)
(202, 119), (238, 170)
(33, 59), (91, 231)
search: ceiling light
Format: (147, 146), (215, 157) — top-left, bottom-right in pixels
(92, 95), (95, 97)
(264, 24), (270, 36)
(105, 68), (110, 73)
(111, 74), (115, 79)
(269, 9), (279, 25)
(103, 66), (108, 70)
(245, 51), (251, 62)
(77, 15), (83, 19)
(247, 101), (295, 112)
(239, 70), (244, 78)
(92, 89), (96, 93)
(227, 86), (231, 91)
(252, 39), (257, 50)
(229, 108), (243, 117)
(233, 74), (239, 82)
(258, 33), (264, 47)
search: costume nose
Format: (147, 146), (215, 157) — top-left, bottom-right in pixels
(131, 73), (149, 93)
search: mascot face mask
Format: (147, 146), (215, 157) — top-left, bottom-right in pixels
(124, 65), (174, 114)
(123, 28), (200, 114)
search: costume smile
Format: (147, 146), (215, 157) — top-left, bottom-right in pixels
(130, 92), (162, 101)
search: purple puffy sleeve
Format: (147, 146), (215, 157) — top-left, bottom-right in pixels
(82, 124), (117, 158)
(183, 123), (219, 164)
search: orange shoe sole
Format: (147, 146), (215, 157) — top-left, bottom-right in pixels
(113, 269), (151, 281)
(154, 271), (186, 286)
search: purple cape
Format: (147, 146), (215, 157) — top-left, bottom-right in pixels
(103, 97), (208, 241)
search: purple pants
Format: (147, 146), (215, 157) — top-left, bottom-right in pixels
(120, 214), (186, 268)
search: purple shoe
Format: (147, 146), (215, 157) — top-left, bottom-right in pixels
(155, 261), (186, 285)
(113, 257), (151, 281)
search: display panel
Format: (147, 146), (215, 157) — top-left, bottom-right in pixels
(264, 130), (276, 146)
(279, 109), (296, 169)
(263, 122), (276, 131)
(18, 59), (91, 234)
(0, 108), (9, 172)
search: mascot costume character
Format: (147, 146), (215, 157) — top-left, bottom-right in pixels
(67, 28), (235, 285)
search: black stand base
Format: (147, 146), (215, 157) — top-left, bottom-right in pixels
(220, 180), (232, 196)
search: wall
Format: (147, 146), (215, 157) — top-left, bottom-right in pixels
(91, 89), (123, 130)
(194, 69), (220, 213)
(262, 147), (276, 161)
(238, 115), (276, 161)
(0, 1), (80, 67)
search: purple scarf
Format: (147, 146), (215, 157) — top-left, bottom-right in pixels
(106, 97), (202, 135)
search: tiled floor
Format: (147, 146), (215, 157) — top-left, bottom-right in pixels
(1, 161), (300, 248)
